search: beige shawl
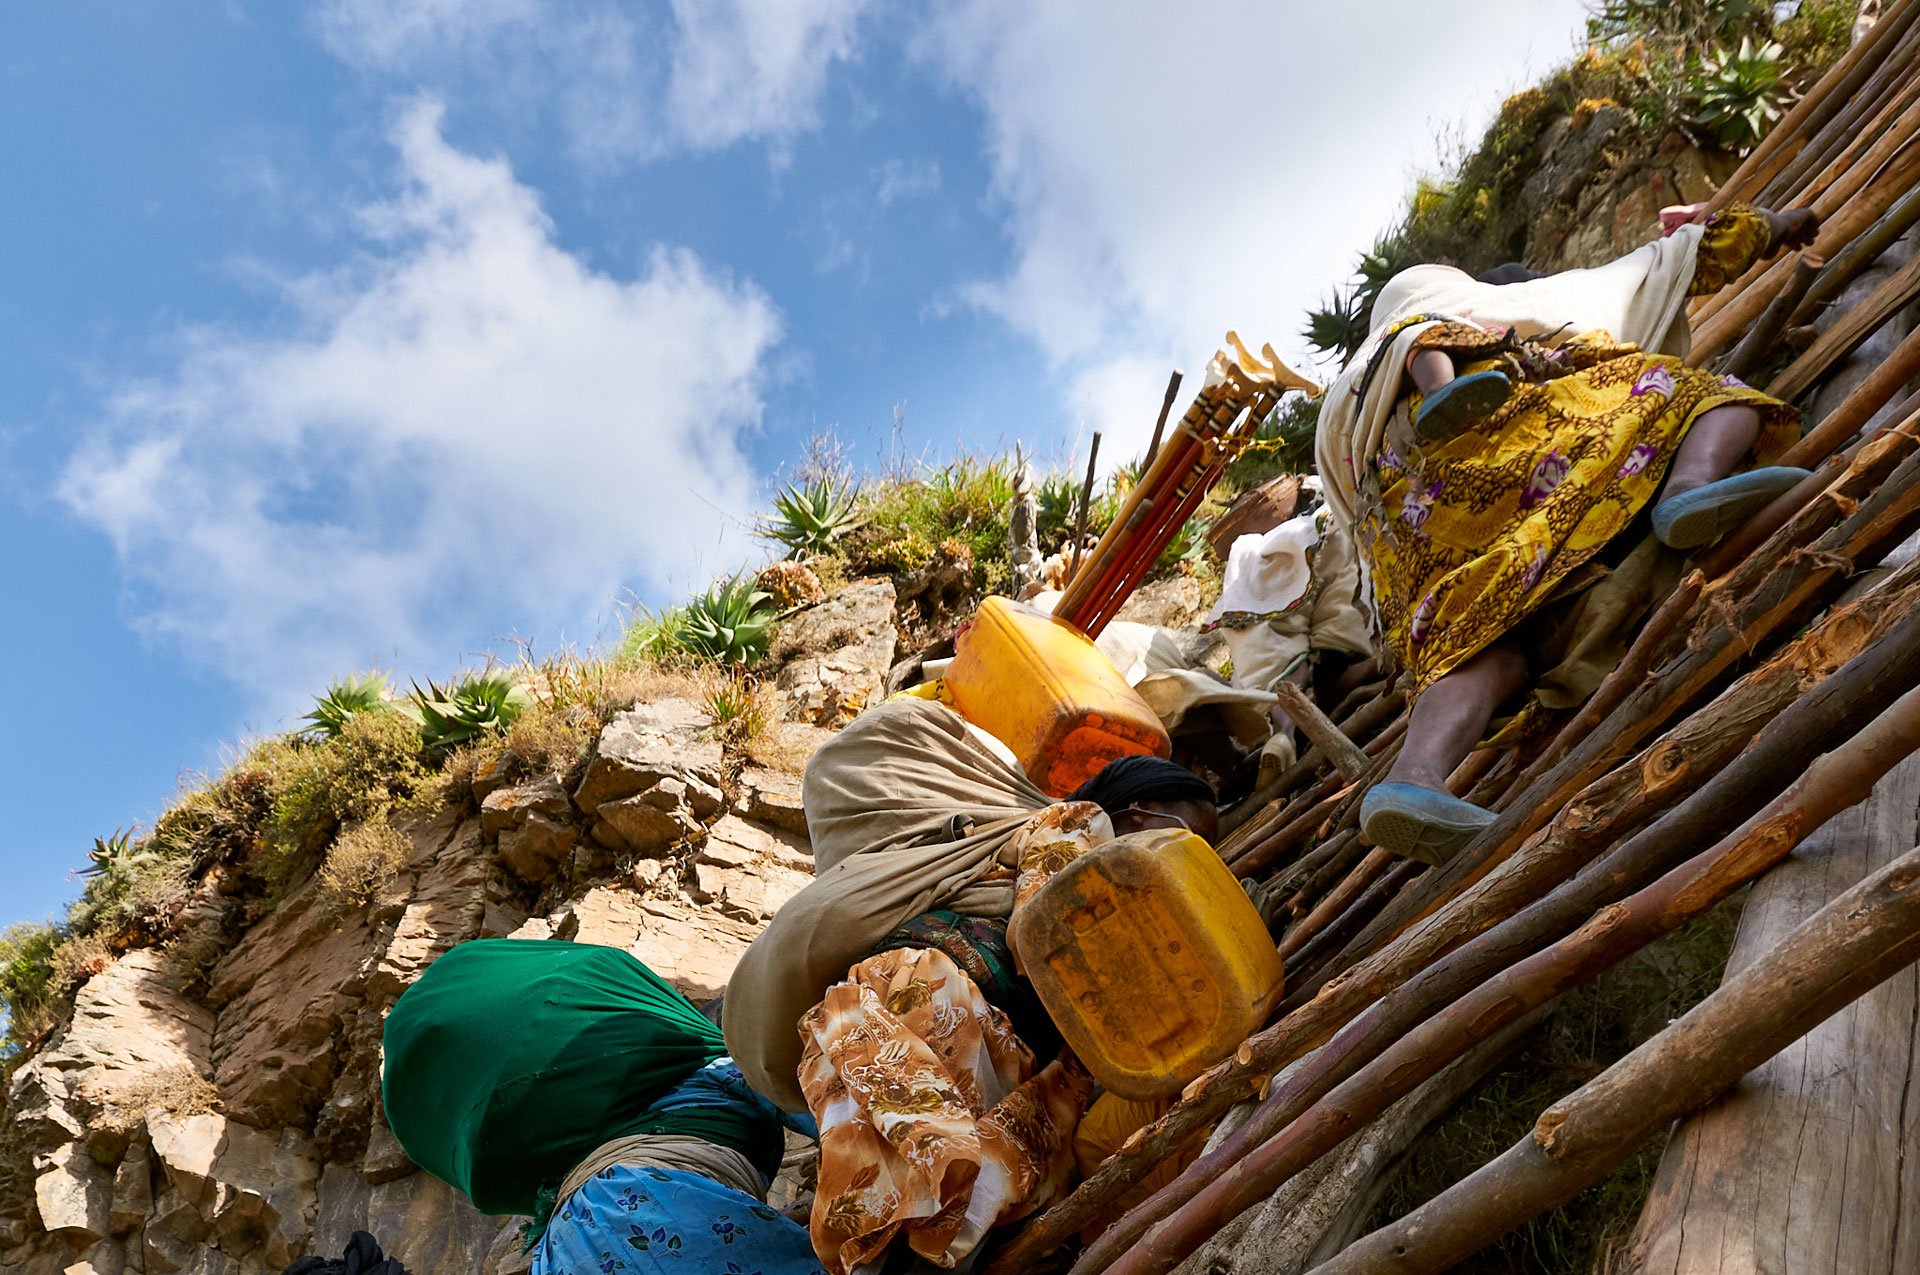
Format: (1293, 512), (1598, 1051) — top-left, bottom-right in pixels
(723, 698), (1053, 1111)
(555, 1134), (767, 1214)
(1314, 223), (1711, 535)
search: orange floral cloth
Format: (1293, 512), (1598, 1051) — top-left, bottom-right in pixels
(799, 802), (1111, 1274)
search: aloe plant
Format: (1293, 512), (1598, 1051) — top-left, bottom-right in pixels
(1305, 289), (1367, 364)
(761, 478), (864, 559)
(1686, 38), (1791, 151)
(410, 671), (531, 757)
(672, 576), (776, 666)
(1036, 474), (1079, 539)
(300, 671), (392, 739)
(81, 829), (159, 881)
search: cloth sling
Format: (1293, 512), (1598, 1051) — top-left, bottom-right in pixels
(724, 698), (1054, 1111)
(381, 938), (779, 1217)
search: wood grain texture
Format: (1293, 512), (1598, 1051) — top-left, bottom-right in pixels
(1622, 749), (1920, 1275)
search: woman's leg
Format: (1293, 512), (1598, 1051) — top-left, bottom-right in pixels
(1407, 348), (1455, 395)
(1663, 403), (1761, 498)
(1383, 642), (1529, 793)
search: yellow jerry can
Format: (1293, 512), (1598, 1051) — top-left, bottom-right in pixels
(944, 596), (1170, 797)
(1011, 828), (1285, 1100)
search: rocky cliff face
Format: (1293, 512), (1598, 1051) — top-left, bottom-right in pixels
(1520, 110), (1742, 272)
(0, 580), (904, 1275)
(0, 566), (1219, 1275)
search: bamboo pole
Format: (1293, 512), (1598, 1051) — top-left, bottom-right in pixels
(1104, 682), (1920, 1275)
(1307, 843), (1920, 1275)
(1061, 573), (1920, 1275)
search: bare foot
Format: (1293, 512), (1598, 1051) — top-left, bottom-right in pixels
(1763, 206), (1820, 252)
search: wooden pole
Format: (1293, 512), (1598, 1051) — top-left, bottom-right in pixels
(1784, 180), (1920, 325)
(1279, 847), (1396, 962)
(1281, 858), (1423, 991)
(1336, 433), (1920, 971)
(1227, 787), (1353, 878)
(1068, 430), (1102, 583)
(1766, 250), (1920, 401)
(1105, 683), (1920, 1275)
(1753, 14), (1920, 208)
(1064, 575), (1920, 1275)
(1271, 682), (1369, 782)
(1327, 433), (1920, 974)
(1494, 569), (1704, 812)
(1712, 0), (1920, 210)
(1306, 842), (1920, 1275)
(1143, 369), (1183, 469)
(1777, 323), (1920, 466)
(1219, 690), (1405, 838)
(1691, 138), (1920, 361)
(1718, 251), (1824, 381)
(1776, 57), (1920, 214)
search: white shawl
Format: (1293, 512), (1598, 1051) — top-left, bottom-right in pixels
(1314, 223), (1710, 533)
(1205, 510), (1322, 626)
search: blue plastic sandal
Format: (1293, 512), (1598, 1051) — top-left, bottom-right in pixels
(1413, 370), (1512, 443)
(1651, 466), (1812, 550)
(1360, 782), (1496, 866)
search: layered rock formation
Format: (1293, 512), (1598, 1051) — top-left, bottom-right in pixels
(0, 580), (909, 1275)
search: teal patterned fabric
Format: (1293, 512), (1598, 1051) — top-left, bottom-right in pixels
(529, 1166), (825, 1275)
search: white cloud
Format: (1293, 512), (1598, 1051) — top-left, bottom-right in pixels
(315, 0), (872, 163)
(874, 157), (942, 205)
(916, 0), (1590, 461)
(61, 100), (779, 711)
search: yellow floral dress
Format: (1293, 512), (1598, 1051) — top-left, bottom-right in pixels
(798, 803), (1111, 1275)
(1361, 205), (1798, 694)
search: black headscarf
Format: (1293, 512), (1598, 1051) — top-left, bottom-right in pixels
(1475, 262), (1545, 286)
(1067, 755), (1216, 816)
(285, 1232), (409, 1275)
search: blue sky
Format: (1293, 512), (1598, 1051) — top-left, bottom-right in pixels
(1, 0), (1590, 929)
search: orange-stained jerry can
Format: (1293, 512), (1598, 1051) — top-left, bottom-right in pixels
(1011, 828), (1285, 1100)
(944, 596), (1170, 797)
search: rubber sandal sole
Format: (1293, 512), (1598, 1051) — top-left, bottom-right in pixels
(1414, 374), (1512, 444)
(1654, 468), (1810, 551)
(1361, 791), (1496, 867)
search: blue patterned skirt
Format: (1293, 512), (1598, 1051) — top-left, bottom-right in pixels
(530, 1164), (826, 1275)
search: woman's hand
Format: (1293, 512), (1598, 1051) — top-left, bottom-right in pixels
(1762, 206), (1821, 252)
(1660, 202), (1710, 236)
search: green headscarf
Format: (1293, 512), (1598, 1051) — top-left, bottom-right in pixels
(382, 939), (753, 1217)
